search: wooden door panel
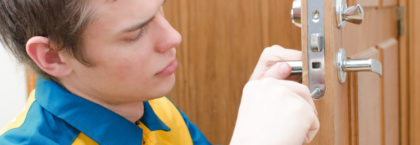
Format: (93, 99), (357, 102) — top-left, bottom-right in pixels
(343, 7), (398, 56)
(378, 39), (399, 145)
(304, 0), (400, 144)
(265, 0), (302, 49)
(350, 48), (382, 145)
(343, 6), (399, 145)
(382, 0), (398, 7)
(409, 1), (420, 144)
(349, 0), (380, 8)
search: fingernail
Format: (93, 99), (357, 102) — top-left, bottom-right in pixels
(279, 63), (291, 72)
(278, 63), (291, 78)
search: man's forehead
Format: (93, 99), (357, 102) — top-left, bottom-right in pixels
(82, 0), (164, 36)
(89, 0), (162, 16)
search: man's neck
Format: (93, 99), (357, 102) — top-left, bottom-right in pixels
(60, 81), (145, 123)
(100, 101), (145, 123)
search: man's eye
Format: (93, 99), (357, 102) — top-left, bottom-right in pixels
(126, 26), (147, 42)
(130, 29), (145, 41)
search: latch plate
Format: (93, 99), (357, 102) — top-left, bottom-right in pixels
(307, 0), (326, 99)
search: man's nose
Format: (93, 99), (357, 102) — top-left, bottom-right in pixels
(154, 16), (182, 53)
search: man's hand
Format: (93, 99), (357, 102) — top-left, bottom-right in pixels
(249, 45), (302, 81)
(230, 45), (319, 145)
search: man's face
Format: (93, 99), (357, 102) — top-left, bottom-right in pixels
(63, 0), (181, 103)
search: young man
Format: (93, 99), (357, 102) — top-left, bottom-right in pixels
(0, 0), (319, 145)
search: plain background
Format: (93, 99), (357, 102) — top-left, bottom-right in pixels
(0, 44), (26, 130)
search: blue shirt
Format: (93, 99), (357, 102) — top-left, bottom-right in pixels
(0, 78), (211, 145)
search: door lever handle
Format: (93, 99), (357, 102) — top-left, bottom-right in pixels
(285, 61), (303, 75)
(336, 0), (365, 28)
(337, 48), (382, 83)
(282, 61), (324, 98)
(281, 61), (324, 98)
(342, 4), (364, 25)
(342, 59), (382, 75)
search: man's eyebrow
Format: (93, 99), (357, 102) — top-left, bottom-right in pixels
(122, 16), (155, 33)
(121, 0), (167, 33)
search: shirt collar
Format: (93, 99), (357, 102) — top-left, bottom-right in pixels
(141, 101), (170, 131)
(35, 77), (169, 145)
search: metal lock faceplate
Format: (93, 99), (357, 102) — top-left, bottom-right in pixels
(307, 0), (326, 99)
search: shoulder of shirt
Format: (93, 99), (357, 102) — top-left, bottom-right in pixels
(0, 90), (80, 145)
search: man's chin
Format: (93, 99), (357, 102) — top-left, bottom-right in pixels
(146, 78), (176, 100)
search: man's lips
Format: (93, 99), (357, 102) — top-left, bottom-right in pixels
(155, 59), (178, 76)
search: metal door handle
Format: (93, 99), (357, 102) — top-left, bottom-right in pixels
(283, 48), (383, 95)
(283, 61), (324, 98)
(337, 48), (382, 83)
(285, 61), (303, 75)
(336, 0), (365, 28)
(291, 0), (302, 28)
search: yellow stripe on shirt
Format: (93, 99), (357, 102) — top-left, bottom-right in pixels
(71, 133), (99, 145)
(0, 90), (36, 135)
(139, 97), (193, 145)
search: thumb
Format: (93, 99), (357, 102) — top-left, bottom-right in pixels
(264, 62), (292, 80)
(304, 114), (320, 143)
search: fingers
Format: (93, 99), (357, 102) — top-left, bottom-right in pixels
(304, 113), (320, 143)
(275, 80), (311, 101)
(263, 62), (292, 80)
(269, 79), (319, 144)
(286, 74), (302, 83)
(260, 45), (302, 63)
(273, 79), (317, 115)
(250, 45), (302, 81)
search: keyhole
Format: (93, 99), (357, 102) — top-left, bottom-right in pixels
(312, 10), (320, 23)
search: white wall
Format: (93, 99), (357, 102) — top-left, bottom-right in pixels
(0, 45), (26, 130)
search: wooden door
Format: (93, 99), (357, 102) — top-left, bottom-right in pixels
(163, 0), (302, 144)
(302, 0), (400, 145)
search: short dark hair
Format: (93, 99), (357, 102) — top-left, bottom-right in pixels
(0, 0), (94, 80)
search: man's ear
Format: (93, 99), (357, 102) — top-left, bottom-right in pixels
(26, 36), (72, 78)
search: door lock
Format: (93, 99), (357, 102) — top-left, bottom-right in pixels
(284, 61), (324, 98)
(336, 48), (382, 83)
(289, 0), (326, 99)
(336, 0), (365, 28)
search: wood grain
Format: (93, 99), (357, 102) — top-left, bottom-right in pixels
(343, 7), (398, 57)
(310, 0), (399, 145)
(381, 0), (398, 7)
(349, 0), (380, 8)
(164, 0), (301, 144)
(350, 48), (382, 145)
(408, 0), (420, 145)
(307, 0), (350, 144)
(377, 39), (399, 145)
(349, 72), (359, 145)
(342, 6), (399, 145)
(399, 0), (409, 145)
